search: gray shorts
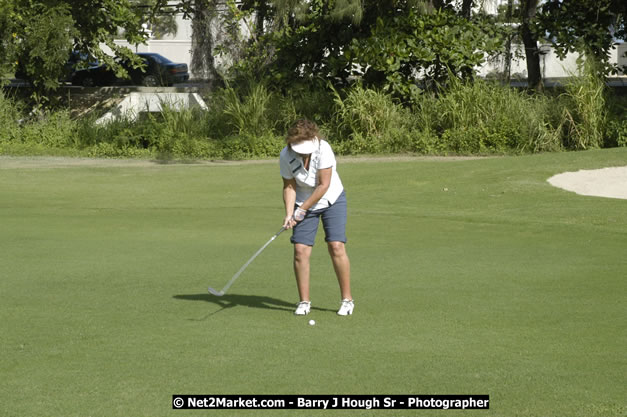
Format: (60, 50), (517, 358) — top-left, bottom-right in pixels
(291, 191), (347, 246)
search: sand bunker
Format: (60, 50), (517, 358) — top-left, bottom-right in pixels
(548, 166), (627, 200)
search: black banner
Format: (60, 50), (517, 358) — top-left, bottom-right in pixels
(172, 395), (489, 410)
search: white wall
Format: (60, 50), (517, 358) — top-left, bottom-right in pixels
(478, 43), (627, 78)
(164, 13), (193, 41)
(613, 43), (627, 75)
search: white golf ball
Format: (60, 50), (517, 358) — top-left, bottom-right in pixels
(308, 319), (316, 326)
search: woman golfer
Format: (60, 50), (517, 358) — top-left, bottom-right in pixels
(280, 119), (354, 316)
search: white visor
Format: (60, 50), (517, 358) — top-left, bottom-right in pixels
(290, 138), (318, 154)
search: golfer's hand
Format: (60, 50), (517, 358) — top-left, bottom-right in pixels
(283, 215), (297, 229)
(293, 207), (306, 222)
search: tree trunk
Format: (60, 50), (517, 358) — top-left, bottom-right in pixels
(190, 0), (220, 85)
(520, 0), (543, 91)
(504, 0), (514, 82)
(255, 1), (267, 39)
(461, 0), (473, 18)
(431, 0), (446, 10)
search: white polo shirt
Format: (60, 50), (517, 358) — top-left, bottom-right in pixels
(279, 139), (344, 211)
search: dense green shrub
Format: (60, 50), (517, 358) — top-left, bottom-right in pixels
(606, 92), (627, 148)
(87, 142), (152, 158)
(19, 110), (77, 148)
(607, 119), (627, 148)
(277, 85), (337, 132)
(1, 77), (625, 159)
(218, 133), (284, 160)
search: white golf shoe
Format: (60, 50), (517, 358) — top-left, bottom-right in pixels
(337, 299), (354, 316)
(294, 301), (311, 316)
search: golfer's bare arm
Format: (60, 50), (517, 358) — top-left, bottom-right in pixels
(283, 178), (297, 228)
(300, 167), (331, 211)
(282, 168), (331, 228)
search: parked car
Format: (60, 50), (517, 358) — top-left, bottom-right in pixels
(70, 61), (116, 87)
(130, 53), (190, 86)
(71, 53), (189, 87)
(64, 51), (100, 81)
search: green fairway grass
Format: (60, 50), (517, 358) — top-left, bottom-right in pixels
(1, 149), (626, 417)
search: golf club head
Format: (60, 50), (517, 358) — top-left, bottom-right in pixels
(208, 287), (225, 297)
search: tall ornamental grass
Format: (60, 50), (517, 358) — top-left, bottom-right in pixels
(414, 77), (563, 154)
(329, 85), (425, 154)
(0, 91), (20, 144)
(559, 59), (609, 150)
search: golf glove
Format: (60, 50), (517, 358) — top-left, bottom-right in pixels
(293, 207), (306, 222)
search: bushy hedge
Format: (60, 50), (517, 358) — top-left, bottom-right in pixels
(1, 75), (626, 159)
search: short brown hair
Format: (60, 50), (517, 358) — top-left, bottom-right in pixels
(286, 119), (319, 145)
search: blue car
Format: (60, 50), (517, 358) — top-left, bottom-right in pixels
(71, 53), (190, 87)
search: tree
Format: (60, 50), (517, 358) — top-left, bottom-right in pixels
(501, 0), (515, 82)
(59, 0), (146, 78)
(0, 0), (18, 83)
(519, 0), (542, 90)
(10, 3), (81, 100)
(205, 1), (504, 95)
(538, 0), (627, 76)
(189, 0), (221, 83)
(152, 0), (223, 82)
(351, 9), (505, 99)
(170, 0), (283, 84)
(488, 0), (543, 90)
(461, 0), (474, 18)
(5, 0), (150, 101)
(131, 0), (178, 39)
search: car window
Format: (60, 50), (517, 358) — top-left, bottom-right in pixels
(144, 54), (172, 64)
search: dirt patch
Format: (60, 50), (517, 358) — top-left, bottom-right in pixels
(338, 155), (491, 163)
(0, 155), (488, 169)
(0, 156), (271, 169)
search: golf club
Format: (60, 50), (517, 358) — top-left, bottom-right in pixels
(208, 226), (286, 296)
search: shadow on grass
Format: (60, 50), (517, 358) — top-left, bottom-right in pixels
(173, 293), (335, 320)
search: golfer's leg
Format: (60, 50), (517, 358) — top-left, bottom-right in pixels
(328, 241), (352, 300)
(294, 243), (313, 301)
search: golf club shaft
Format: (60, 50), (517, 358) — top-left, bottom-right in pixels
(216, 226), (285, 294)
